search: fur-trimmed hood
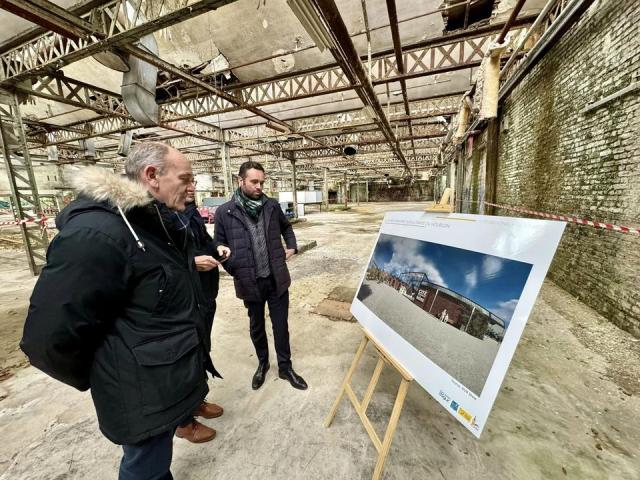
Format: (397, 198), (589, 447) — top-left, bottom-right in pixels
(70, 166), (151, 211)
(57, 167), (152, 251)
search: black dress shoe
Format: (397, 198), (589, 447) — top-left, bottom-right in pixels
(278, 368), (308, 390)
(252, 362), (270, 390)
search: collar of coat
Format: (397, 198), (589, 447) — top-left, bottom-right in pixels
(70, 166), (152, 212)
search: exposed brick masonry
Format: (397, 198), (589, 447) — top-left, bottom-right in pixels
(495, 0), (639, 336)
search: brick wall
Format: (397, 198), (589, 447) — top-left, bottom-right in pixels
(495, 0), (640, 336)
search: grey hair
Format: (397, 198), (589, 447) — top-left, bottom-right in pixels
(124, 142), (171, 181)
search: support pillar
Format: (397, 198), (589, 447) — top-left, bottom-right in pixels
(323, 167), (329, 211)
(356, 175), (360, 205)
(365, 178), (369, 202)
(0, 90), (48, 275)
(221, 139), (232, 198)
(343, 172), (348, 209)
(290, 154), (298, 218)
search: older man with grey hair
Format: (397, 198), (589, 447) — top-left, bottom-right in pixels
(21, 142), (228, 479)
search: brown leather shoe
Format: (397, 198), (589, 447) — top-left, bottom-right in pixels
(175, 420), (216, 443)
(193, 401), (224, 419)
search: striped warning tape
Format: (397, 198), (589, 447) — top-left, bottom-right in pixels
(0, 214), (48, 228)
(484, 202), (640, 235)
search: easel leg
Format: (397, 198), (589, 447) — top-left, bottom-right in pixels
(372, 378), (410, 480)
(324, 335), (369, 428)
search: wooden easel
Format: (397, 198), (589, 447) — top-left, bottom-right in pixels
(324, 328), (413, 480)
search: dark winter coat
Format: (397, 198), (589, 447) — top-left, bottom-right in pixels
(213, 197), (297, 302)
(20, 167), (212, 445)
(178, 204), (221, 367)
(181, 203), (220, 304)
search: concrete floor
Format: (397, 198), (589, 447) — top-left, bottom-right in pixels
(0, 202), (639, 479)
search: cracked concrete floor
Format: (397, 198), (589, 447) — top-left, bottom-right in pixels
(0, 202), (639, 479)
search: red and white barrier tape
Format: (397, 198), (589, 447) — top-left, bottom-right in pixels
(485, 202), (640, 235)
(0, 214), (48, 228)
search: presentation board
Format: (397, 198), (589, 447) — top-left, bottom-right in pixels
(351, 212), (565, 437)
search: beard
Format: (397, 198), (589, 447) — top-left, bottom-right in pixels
(241, 186), (262, 199)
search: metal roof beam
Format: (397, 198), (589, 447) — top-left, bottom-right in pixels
(0, 0), (239, 84)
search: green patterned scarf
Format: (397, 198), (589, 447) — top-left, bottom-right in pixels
(234, 187), (265, 220)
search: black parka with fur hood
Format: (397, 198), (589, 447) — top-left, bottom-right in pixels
(21, 167), (211, 445)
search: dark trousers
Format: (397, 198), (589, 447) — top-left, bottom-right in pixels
(244, 275), (292, 370)
(119, 429), (174, 480)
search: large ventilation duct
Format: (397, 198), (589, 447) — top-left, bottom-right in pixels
(120, 2), (159, 126)
(117, 131), (134, 157)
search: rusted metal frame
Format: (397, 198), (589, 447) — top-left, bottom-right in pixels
(293, 145), (439, 161)
(182, 15), (535, 99)
(226, 113), (449, 147)
(17, 73), (129, 117)
(312, 0), (410, 177)
(225, 93), (462, 141)
(386, 0), (416, 159)
(463, 0), (471, 30)
(294, 154), (438, 170)
(282, 128), (446, 150)
(0, 0), (101, 39)
(0, 91), (48, 275)
(234, 124), (446, 156)
(294, 156), (436, 168)
(497, 0), (527, 43)
(0, 0), (239, 83)
(148, 21), (535, 131)
(294, 141), (439, 156)
(0, 0), (113, 53)
(163, 0), (511, 89)
(19, 25), (500, 146)
(233, 140), (441, 163)
(20, 73), (232, 147)
(31, 37), (479, 140)
(235, 133), (444, 159)
(120, 44), (344, 159)
(157, 33), (497, 120)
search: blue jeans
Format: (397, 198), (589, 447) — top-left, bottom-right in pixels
(119, 429), (174, 480)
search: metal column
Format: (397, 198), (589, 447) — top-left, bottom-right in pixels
(290, 154), (298, 218)
(221, 139), (232, 197)
(356, 174), (360, 205)
(323, 167), (329, 211)
(343, 172), (348, 209)
(0, 90), (49, 275)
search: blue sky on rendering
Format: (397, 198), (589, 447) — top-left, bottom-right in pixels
(370, 234), (533, 325)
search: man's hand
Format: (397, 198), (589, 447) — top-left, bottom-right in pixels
(217, 245), (231, 261)
(285, 248), (295, 260)
(194, 255), (221, 271)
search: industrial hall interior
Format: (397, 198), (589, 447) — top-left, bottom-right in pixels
(0, 0), (638, 479)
